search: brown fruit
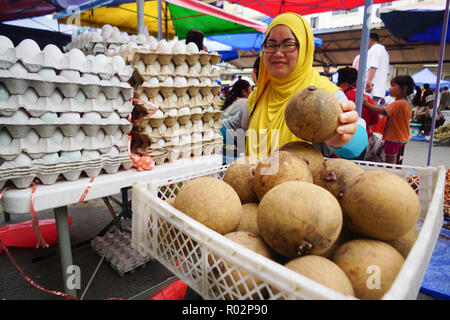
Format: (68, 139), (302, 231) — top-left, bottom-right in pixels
(165, 197), (176, 206)
(285, 255), (355, 297)
(332, 239), (404, 300)
(253, 150), (313, 201)
(285, 86), (342, 142)
(313, 158), (365, 201)
(279, 141), (324, 177)
(211, 231), (275, 299)
(386, 226), (419, 259)
(174, 177), (242, 235)
(257, 181), (343, 259)
(236, 203), (260, 236)
(223, 157), (259, 204)
(341, 170), (421, 240)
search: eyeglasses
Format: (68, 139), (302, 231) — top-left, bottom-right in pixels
(262, 42), (299, 53)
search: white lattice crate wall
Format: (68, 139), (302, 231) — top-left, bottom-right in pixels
(131, 161), (446, 300)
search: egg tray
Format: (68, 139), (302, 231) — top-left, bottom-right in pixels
(0, 128), (130, 161)
(132, 120), (219, 142)
(91, 223), (154, 277)
(132, 101), (223, 125)
(131, 49), (221, 67)
(136, 81), (221, 100)
(133, 65), (221, 84)
(134, 91), (222, 113)
(0, 71), (133, 100)
(0, 116), (131, 138)
(0, 47), (134, 82)
(133, 141), (222, 165)
(65, 40), (128, 54)
(0, 90), (133, 118)
(0, 154), (133, 189)
(132, 109), (221, 131)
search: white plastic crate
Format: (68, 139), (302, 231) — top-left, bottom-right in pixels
(131, 161), (446, 300)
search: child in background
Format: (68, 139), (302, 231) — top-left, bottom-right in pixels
(337, 67), (379, 140)
(363, 75), (415, 164)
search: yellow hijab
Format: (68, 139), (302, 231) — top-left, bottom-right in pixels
(245, 13), (339, 158)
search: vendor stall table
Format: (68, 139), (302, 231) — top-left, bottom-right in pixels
(0, 155), (222, 297)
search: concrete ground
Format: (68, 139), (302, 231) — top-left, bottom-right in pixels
(0, 139), (448, 300)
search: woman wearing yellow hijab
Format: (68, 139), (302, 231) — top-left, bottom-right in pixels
(243, 13), (366, 159)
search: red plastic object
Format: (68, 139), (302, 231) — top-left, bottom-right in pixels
(369, 114), (386, 135)
(150, 279), (187, 300)
(0, 217), (73, 254)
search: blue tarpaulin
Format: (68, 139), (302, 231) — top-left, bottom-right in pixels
(411, 68), (450, 91)
(420, 225), (450, 300)
(380, 3), (450, 43)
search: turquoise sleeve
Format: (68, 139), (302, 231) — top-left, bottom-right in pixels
(331, 124), (367, 159)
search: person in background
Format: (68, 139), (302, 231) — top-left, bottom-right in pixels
(363, 75), (415, 164)
(222, 79), (253, 119)
(439, 86), (450, 111)
(365, 32), (390, 105)
(240, 12), (364, 159)
(411, 85), (422, 117)
(352, 54), (360, 70)
(185, 29), (207, 51)
(320, 62), (333, 80)
(337, 67), (379, 142)
(420, 83), (433, 107)
(220, 60), (260, 163)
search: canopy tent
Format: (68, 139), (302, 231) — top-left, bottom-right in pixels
(55, 0), (267, 39)
(380, 2), (450, 44)
(0, 0), (112, 22)
(0, 22), (71, 49)
(229, 0), (396, 16)
(411, 68), (450, 91)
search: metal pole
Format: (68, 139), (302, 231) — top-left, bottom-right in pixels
(158, 0), (163, 40)
(54, 206), (77, 297)
(355, 0), (373, 116)
(426, 0), (449, 166)
(137, 0), (144, 35)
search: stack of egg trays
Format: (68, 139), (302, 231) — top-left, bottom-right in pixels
(129, 48), (224, 164)
(0, 37), (135, 189)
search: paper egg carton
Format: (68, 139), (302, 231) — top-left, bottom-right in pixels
(131, 121), (223, 162)
(0, 37), (133, 82)
(0, 124), (130, 161)
(66, 25), (151, 58)
(134, 88), (222, 115)
(0, 88), (133, 118)
(91, 222), (153, 277)
(0, 70), (133, 101)
(132, 57), (221, 84)
(0, 152), (132, 189)
(0, 110), (130, 139)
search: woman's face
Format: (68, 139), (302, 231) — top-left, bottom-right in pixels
(263, 25), (299, 79)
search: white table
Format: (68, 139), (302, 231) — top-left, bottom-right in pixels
(1, 155), (222, 297)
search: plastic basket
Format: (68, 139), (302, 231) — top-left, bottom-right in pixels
(131, 161), (446, 300)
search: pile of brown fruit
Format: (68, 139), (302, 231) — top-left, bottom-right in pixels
(165, 141), (421, 300)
